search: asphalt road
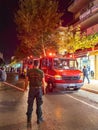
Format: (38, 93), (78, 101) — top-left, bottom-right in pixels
(0, 86), (98, 130)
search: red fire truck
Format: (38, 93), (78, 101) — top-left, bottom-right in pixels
(39, 54), (84, 92)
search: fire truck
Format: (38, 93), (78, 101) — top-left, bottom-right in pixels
(39, 54), (84, 92)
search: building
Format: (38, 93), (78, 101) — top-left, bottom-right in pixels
(68, 0), (98, 79)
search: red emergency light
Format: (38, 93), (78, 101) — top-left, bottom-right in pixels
(48, 52), (56, 57)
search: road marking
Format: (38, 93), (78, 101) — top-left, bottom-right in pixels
(67, 94), (98, 110)
(3, 82), (24, 92)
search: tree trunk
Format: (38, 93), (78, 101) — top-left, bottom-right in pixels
(42, 34), (46, 56)
(42, 45), (46, 56)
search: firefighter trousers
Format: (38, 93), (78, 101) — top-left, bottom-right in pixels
(26, 88), (43, 122)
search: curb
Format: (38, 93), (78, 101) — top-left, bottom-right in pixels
(81, 87), (98, 94)
(3, 82), (24, 92)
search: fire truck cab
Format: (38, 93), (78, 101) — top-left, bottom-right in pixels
(40, 55), (84, 92)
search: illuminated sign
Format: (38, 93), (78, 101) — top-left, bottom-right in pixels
(80, 3), (98, 20)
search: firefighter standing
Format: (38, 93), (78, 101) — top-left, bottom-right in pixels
(25, 60), (46, 127)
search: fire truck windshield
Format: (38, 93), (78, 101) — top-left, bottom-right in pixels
(53, 58), (78, 70)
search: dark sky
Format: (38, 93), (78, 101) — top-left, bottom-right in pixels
(0, 0), (19, 62)
(0, 0), (73, 63)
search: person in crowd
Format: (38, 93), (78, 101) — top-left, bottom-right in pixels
(25, 60), (46, 127)
(82, 65), (90, 84)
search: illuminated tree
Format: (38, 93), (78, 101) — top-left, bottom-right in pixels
(53, 25), (98, 54)
(14, 0), (63, 58)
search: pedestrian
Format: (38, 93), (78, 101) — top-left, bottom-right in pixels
(82, 65), (90, 84)
(25, 59), (46, 127)
(0, 67), (7, 82)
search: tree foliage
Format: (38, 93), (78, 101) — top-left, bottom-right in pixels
(14, 0), (63, 59)
(53, 25), (98, 54)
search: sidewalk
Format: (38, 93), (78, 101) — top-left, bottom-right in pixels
(81, 79), (98, 94)
(0, 78), (25, 92)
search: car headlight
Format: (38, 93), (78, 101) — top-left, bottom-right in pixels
(54, 75), (62, 80)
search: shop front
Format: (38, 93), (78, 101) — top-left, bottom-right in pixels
(75, 49), (98, 80)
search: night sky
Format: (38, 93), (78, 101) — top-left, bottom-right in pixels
(0, 0), (73, 63)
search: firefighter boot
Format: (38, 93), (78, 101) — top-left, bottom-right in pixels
(37, 117), (44, 124)
(27, 116), (32, 127)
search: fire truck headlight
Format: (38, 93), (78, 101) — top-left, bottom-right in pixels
(54, 75), (62, 80)
(80, 73), (83, 80)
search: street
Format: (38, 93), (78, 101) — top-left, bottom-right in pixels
(0, 85), (98, 130)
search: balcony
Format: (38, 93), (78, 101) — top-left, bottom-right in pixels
(68, 0), (90, 13)
(68, 0), (98, 30)
(74, 12), (98, 30)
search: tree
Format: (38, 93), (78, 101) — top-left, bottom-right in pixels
(14, 0), (63, 58)
(14, 43), (33, 60)
(53, 25), (98, 54)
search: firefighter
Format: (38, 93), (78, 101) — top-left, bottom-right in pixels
(25, 59), (46, 127)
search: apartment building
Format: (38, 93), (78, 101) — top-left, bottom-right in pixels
(68, 0), (98, 79)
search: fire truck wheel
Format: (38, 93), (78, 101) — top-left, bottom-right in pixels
(46, 82), (53, 93)
(45, 87), (49, 94)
